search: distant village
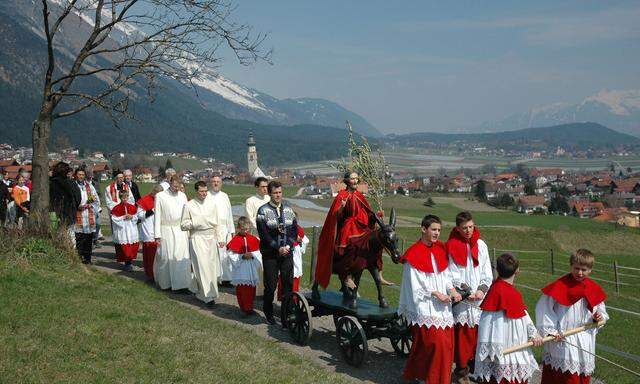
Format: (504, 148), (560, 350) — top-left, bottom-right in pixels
(1, 135), (639, 228)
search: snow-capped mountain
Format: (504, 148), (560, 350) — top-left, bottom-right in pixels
(480, 89), (640, 137)
(1, 0), (380, 137)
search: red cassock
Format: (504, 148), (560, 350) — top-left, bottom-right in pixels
(111, 202), (139, 262)
(137, 194), (157, 279)
(316, 189), (374, 288)
(541, 365), (590, 384)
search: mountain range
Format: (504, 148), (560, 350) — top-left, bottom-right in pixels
(387, 122), (640, 151)
(0, 0), (378, 167)
(479, 89), (640, 137)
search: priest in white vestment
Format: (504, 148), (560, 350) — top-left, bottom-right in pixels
(209, 175), (235, 283)
(181, 181), (225, 304)
(244, 176), (270, 230)
(154, 176), (190, 290)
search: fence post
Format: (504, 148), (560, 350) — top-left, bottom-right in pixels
(491, 248), (497, 278)
(309, 226), (319, 285)
(550, 249), (555, 275)
(614, 261), (620, 295)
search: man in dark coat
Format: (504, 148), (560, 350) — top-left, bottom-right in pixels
(50, 162), (81, 225)
(0, 170), (9, 225)
(124, 169), (141, 202)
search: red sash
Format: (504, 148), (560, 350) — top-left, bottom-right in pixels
(541, 274), (606, 311)
(446, 226), (480, 267)
(109, 182), (129, 205)
(480, 278), (527, 319)
(400, 239), (449, 273)
(75, 182), (95, 228)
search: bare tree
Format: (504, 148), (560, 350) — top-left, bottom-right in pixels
(31, 0), (270, 226)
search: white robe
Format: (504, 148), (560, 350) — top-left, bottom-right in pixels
(210, 190), (235, 281)
(181, 194), (224, 303)
(160, 180), (170, 191)
(74, 181), (98, 234)
(104, 183), (134, 212)
(449, 239), (493, 327)
(293, 234), (309, 278)
(228, 240), (263, 287)
(535, 295), (609, 375)
(111, 207), (139, 245)
(474, 310), (539, 383)
(244, 194), (270, 230)
(137, 206), (155, 243)
(397, 255), (455, 330)
(153, 189), (190, 290)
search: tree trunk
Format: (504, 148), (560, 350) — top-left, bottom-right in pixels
(30, 107), (53, 229)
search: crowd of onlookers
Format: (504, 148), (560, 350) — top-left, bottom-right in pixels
(0, 167), (33, 227)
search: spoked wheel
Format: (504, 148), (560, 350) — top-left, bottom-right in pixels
(333, 314), (341, 329)
(336, 316), (368, 367)
(283, 291), (313, 345)
(389, 316), (413, 357)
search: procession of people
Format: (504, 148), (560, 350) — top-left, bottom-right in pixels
(1, 162), (611, 384)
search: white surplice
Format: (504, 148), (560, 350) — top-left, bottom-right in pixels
(535, 295), (609, 375)
(210, 190), (235, 281)
(180, 194), (225, 303)
(228, 239), (263, 287)
(244, 194), (270, 230)
(293, 234), (309, 278)
(137, 206), (155, 243)
(153, 189), (190, 290)
(449, 239), (493, 327)
(474, 310), (540, 383)
(397, 255), (455, 329)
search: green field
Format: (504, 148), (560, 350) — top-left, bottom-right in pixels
(0, 232), (352, 384)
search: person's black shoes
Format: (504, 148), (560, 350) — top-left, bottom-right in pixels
(265, 315), (276, 325)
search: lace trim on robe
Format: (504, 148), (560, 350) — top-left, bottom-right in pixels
(543, 354), (595, 375)
(398, 306), (454, 330)
(474, 360), (538, 383)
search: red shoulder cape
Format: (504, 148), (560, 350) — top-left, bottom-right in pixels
(480, 278), (527, 319)
(111, 202), (137, 217)
(400, 239), (449, 273)
(316, 189), (372, 288)
(137, 193), (155, 211)
(294, 226), (305, 247)
(541, 274), (606, 311)
(227, 233), (260, 254)
(446, 226), (480, 267)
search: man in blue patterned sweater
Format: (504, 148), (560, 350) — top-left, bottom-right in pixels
(256, 180), (298, 326)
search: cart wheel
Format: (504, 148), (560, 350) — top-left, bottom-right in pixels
(333, 314), (341, 329)
(336, 316), (368, 367)
(284, 291), (313, 345)
(390, 316), (413, 357)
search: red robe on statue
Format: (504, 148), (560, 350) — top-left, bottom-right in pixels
(316, 188), (374, 288)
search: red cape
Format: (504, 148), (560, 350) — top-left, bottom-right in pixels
(111, 202), (137, 217)
(137, 193), (155, 211)
(227, 233), (260, 254)
(316, 189), (372, 288)
(294, 226), (305, 247)
(446, 226), (480, 267)
(541, 274), (606, 311)
(400, 239), (449, 273)
(480, 278), (527, 319)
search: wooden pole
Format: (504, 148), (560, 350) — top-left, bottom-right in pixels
(614, 261), (620, 295)
(491, 248), (497, 279)
(550, 248), (555, 275)
(309, 226), (319, 285)
(503, 320), (606, 355)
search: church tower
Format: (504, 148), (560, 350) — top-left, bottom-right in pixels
(247, 131), (259, 176)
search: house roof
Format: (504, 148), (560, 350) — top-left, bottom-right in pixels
(569, 200), (605, 214)
(518, 195), (546, 207)
(530, 168), (563, 177)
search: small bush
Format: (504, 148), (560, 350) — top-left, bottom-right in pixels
(0, 226), (77, 267)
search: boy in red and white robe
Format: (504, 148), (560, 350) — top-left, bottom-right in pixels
(277, 225), (309, 300)
(111, 190), (140, 272)
(474, 253), (542, 384)
(446, 211), (493, 383)
(227, 216), (263, 315)
(398, 214), (462, 384)
(536, 249), (608, 384)
(137, 185), (163, 280)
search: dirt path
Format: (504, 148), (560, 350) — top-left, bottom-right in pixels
(89, 239), (564, 384)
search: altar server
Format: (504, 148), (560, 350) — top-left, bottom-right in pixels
(227, 216), (262, 315)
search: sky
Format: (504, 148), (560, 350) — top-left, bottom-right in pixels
(217, 1), (640, 134)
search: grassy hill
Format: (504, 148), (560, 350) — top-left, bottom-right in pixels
(0, 232), (352, 383)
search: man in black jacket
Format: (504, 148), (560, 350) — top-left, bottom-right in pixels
(124, 169), (141, 202)
(0, 170), (9, 225)
(256, 180), (298, 326)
